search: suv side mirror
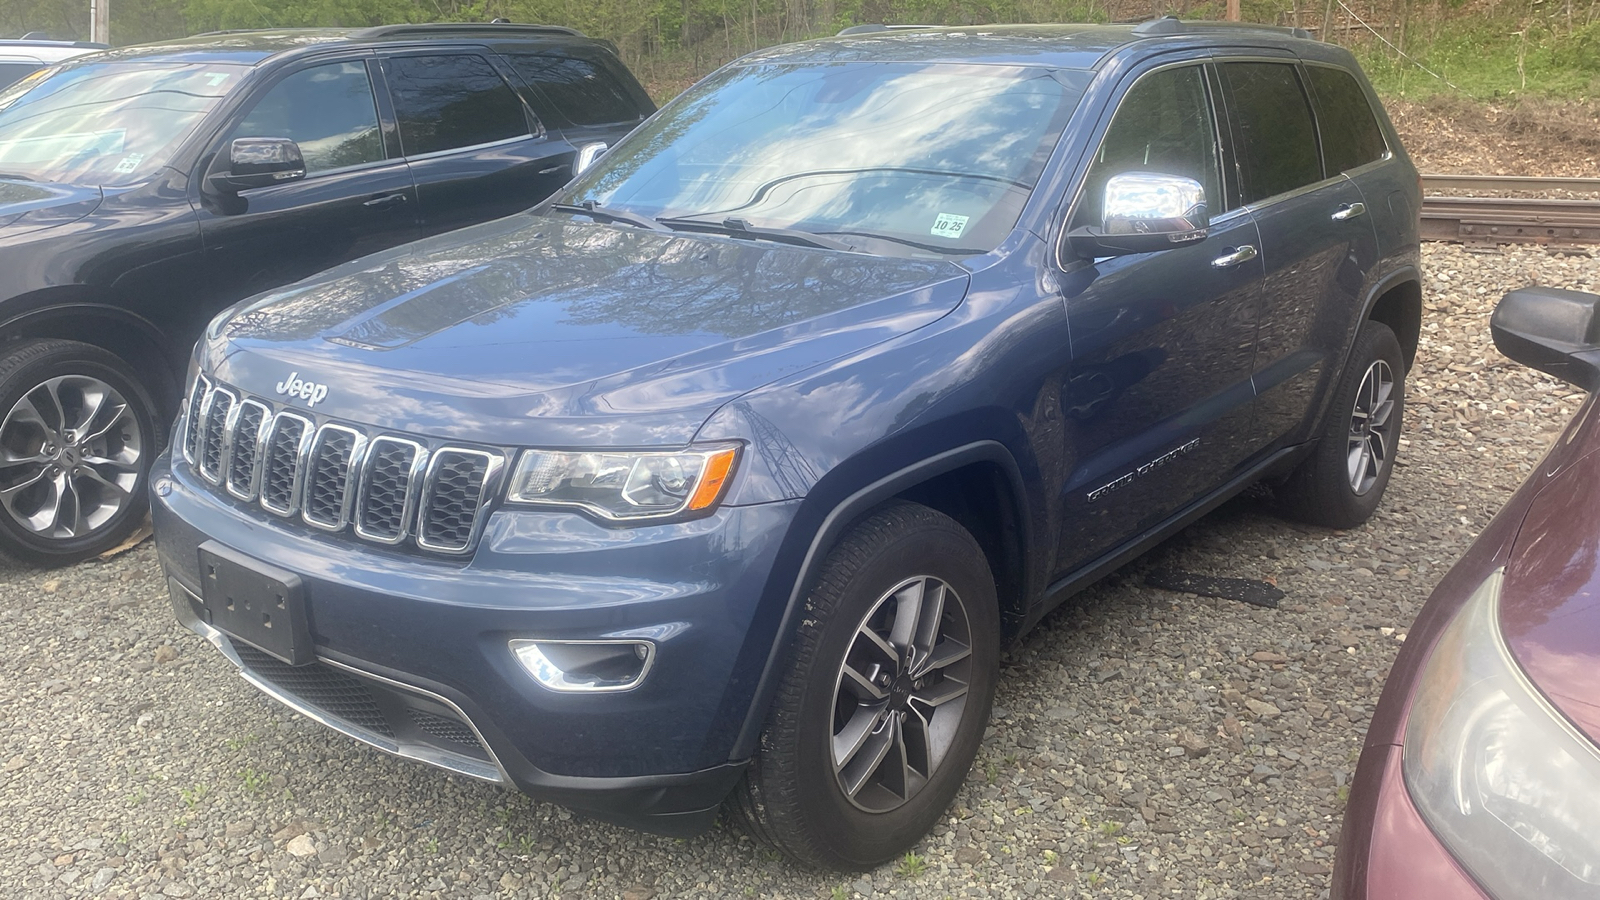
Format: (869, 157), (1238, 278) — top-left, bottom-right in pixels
(209, 137), (306, 193)
(1492, 286), (1600, 392)
(1068, 172), (1209, 257)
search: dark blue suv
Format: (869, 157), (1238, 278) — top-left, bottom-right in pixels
(152, 19), (1422, 870)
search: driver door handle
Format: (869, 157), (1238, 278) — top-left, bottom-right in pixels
(1210, 244), (1259, 268)
(363, 192), (409, 210)
(1332, 202), (1366, 221)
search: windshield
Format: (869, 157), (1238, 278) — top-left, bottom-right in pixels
(0, 61), (248, 186)
(563, 61), (1086, 258)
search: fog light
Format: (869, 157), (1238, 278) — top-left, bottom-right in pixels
(510, 639), (654, 692)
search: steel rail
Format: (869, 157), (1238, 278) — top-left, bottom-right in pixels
(1419, 175), (1600, 248)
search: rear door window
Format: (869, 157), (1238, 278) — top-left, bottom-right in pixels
(0, 61), (41, 90)
(229, 61), (384, 175)
(504, 54), (640, 126)
(1220, 61), (1323, 205)
(384, 54), (531, 156)
(1306, 65), (1387, 174)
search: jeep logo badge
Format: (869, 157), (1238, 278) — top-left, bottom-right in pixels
(275, 371), (328, 408)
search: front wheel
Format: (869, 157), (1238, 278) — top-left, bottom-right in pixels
(1278, 320), (1406, 528)
(0, 339), (162, 566)
(729, 501), (1000, 869)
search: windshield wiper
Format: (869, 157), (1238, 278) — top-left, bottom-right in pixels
(656, 216), (856, 252)
(551, 201), (668, 231)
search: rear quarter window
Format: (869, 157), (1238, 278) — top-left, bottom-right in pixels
(1306, 65), (1388, 174)
(0, 61), (41, 90)
(503, 54), (641, 126)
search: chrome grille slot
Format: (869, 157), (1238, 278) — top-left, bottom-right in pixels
(182, 379), (501, 554)
(225, 400), (270, 500)
(197, 387), (235, 483)
(182, 374), (210, 465)
(418, 449), (497, 553)
(259, 413), (311, 515)
(303, 424), (364, 530)
(355, 437), (424, 544)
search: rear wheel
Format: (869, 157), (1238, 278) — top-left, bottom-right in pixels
(1278, 321), (1405, 528)
(0, 339), (161, 566)
(729, 501), (999, 869)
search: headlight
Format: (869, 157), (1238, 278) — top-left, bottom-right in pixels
(1403, 568), (1600, 898)
(505, 444), (740, 521)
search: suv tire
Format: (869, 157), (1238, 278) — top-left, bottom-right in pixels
(1279, 321), (1405, 529)
(730, 501), (999, 869)
(0, 339), (161, 566)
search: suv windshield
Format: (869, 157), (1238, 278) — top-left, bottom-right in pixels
(0, 61), (247, 186)
(563, 61), (1086, 258)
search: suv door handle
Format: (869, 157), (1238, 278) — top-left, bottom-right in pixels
(538, 163), (570, 175)
(1210, 245), (1259, 268)
(363, 192), (409, 209)
(1331, 202), (1366, 221)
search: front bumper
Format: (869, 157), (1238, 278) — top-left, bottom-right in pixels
(150, 450), (801, 835)
(1332, 743), (1489, 900)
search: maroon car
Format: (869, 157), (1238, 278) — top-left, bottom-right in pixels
(1333, 286), (1600, 900)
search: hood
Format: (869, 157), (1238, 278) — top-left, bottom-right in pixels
(1500, 401), (1600, 748)
(205, 213), (970, 447)
(0, 179), (102, 235)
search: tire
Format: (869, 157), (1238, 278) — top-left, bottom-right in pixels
(729, 501), (1000, 870)
(1278, 321), (1405, 529)
(0, 339), (162, 566)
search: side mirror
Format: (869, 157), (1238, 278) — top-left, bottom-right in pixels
(573, 141), (608, 175)
(1492, 286), (1600, 392)
(209, 137), (306, 193)
(1068, 172), (1209, 257)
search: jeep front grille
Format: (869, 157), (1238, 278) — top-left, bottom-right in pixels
(182, 379), (502, 555)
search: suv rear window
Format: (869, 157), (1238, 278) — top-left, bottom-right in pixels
(0, 61), (40, 89)
(384, 54), (530, 156)
(504, 54), (639, 126)
(1221, 61), (1322, 204)
(1306, 65), (1387, 174)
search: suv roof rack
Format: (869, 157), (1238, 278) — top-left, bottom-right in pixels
(350, 22), (585, 40)
(835, 24), (942, 36)
(1132, 15), (1314, 40)
(2, 35), (106, 48)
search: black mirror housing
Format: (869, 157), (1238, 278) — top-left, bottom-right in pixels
(209, 137), (306, 193)
(1491, 286), (1600, 392)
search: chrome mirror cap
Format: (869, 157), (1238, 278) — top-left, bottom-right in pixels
(1102, 171), (1209, 239)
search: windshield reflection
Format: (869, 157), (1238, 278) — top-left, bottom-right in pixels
(0, 62), (247, 186)
(564, 62), (1084, 258)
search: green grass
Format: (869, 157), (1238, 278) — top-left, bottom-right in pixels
(1351, 16), (1600, 101)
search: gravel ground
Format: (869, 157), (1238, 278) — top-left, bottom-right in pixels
(2, 242), (1597, 900)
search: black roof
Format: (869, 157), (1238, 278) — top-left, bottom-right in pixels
(78, 23), (606, 67)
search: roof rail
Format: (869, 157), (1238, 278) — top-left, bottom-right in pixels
(1132, 15), (1314, 40)
(835, 23), (942, 36)
(2, 35), (106, 47)
(349, 22), (585, 41)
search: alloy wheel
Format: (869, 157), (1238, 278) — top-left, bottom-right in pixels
(0, 375), (144, 539)
(831, 575), (974, 813)
(1346, 359), (1396, 495)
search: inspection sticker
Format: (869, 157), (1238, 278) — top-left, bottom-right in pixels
(930, 213), (969, 239)
(112, 153), (145, 174)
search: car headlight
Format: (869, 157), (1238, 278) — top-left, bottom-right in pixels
(505, 444), (740, 521)
(1403, 568), (1600, 898)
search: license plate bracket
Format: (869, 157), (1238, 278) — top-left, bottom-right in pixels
(197, 540), (312, 666)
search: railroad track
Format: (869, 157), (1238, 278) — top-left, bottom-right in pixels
(1420, 174), (1600, 248)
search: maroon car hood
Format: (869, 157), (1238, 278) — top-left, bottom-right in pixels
(1501, 401), (1600, 747)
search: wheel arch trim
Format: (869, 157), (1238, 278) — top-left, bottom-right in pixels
(728, 439), (1029, 761)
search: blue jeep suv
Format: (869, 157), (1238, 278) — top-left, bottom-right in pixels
(152, 19), (1422, 869)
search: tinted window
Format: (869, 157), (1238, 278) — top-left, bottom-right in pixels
(1074, 65), (1220, 227)
(505, 54), (639, 126)
(231, 61), (383, 175)
(1307, 65), (1387, 174)
(385, 54), (529, 156)
(0, 62), (40, 90)
(1221, 62), (1322, 204)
